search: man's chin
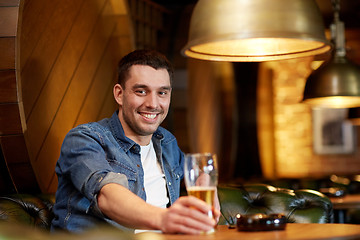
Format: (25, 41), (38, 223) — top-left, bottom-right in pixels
(137, 126), (159, 136)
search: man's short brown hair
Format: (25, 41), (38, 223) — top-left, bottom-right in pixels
(117, 49), (174, 88)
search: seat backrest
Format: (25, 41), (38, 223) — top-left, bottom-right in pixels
(0, 194), (55, 230)
(218, 183), (334, 225)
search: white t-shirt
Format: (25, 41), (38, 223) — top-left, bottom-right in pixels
(140, 140), (169, 208)
(135, 140), (169, 233)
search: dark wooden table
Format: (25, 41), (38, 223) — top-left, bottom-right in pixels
(138, 224), (360, 240)
(331, 194), (360, 223)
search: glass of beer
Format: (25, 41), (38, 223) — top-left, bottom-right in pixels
(184, 153), (218, 234)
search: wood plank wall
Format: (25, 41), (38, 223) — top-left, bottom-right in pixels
(0, 0), (134, 193)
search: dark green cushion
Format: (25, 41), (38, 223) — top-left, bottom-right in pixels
(218, 183), (333, 225)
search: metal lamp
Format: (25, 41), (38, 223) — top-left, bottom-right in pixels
(302, 0), (360, 108)
(181, 0), (332, 62)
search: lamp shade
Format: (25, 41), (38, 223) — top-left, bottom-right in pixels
(302, 0), (360, 108)
(303, 56), (360, 108)
(181, 0), (332, 62)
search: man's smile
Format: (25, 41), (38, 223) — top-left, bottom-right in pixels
(140, 112), (158, 120)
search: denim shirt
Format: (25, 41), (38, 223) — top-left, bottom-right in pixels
(51, 111), (184, 233)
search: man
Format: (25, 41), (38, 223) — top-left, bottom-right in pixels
(51, 49), (220, 234)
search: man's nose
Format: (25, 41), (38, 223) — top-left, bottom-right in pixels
(145, 93), (159, 108)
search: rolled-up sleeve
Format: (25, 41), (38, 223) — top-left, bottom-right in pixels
(90, 172), (129, 218)
(58, 126), (129, 203)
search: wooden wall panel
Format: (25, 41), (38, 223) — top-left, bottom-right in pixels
(97, 81), (118, 121)
(0, 7), (18, 36)
(19, 0), (134, 193)
(21, 0), (85, 119)
(0, 71), (16, 103)
(0, 0), (19, 6)
(30, 0), (119, 191)
(24, 0), (108, 164)
(0, 38), (15, 69)
(19, 0), (63, 70)
(0, 0), (134, 193)
(74, 36), (120, 126)
(0, 104), (22, 135)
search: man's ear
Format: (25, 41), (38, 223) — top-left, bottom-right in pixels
(113, 83), (123, 105)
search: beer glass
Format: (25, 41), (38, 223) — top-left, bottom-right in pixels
(184, 153), (218, 233)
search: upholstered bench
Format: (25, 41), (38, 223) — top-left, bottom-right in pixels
(0, 194), (136, 239)
(217, 183), (334, 226)
(0, 194), (55, 230)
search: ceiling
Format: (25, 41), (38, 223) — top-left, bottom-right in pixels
(152, 0), (360, 28)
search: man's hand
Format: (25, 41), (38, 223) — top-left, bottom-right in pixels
(158, 196), (218, 234)
(98, 183), (221, 234)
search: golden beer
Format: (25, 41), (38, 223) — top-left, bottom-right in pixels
(187, 186), (215, 219)
(184, 153), (218, 234)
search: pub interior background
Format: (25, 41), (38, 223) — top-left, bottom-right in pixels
(0, 0), (360, 201)
(152, 0), (360, 185)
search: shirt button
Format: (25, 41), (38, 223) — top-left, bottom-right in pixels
(137, 164), (140, 168)
(168, 182), (172, 186)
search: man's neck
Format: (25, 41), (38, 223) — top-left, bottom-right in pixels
(117, 111), (153, 146)
(127, 134), (152, 146)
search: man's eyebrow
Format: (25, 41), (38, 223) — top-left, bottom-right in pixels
(132, 84), (148, 89)
(132, 84), (172, 90)
(160, 86), (172, 91)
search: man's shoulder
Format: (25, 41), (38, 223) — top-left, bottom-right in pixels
(67, 117), (112, 138)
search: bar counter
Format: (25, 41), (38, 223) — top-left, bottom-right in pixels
(140, 224), (360, 240)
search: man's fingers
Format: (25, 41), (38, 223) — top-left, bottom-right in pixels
(164, 210), (214, 234)
(160, 196), (217, 234)
(213, 208), (221, 222)
(176, 196), (213, 214)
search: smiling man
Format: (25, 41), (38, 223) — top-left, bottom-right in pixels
(51, 50), (220, 234)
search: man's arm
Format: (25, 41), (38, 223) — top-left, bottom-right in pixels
(97, 183), (217, 234)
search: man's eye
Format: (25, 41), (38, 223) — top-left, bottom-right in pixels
(159, 91), (168, 96)
(136, 90), (146, 94)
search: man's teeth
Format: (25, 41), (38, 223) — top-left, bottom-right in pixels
(142, 113), (157, 119)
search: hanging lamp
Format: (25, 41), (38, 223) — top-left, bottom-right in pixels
(302, 0), (360, 108)
(181, 0), (332, 62)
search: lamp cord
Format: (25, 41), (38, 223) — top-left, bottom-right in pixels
(331, 0), (346, 57)
(331, 0), (340, 21)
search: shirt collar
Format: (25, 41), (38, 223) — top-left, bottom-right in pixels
(109, 110), (164, 151)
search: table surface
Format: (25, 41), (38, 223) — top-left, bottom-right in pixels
(331, 194), (360, 210)
(139, 224), (360, 240)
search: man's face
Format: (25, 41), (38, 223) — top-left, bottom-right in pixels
(116, 65), (171, 141)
